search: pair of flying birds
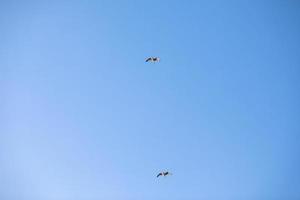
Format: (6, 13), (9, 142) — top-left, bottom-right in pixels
(146, 56), (172, 178)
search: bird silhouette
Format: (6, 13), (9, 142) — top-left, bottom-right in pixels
(146, 57), (160, 62)
(157, 171), (172, 178)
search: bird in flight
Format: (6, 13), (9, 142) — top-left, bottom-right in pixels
(145, 57), (160, 63)
(157, 171), (172, 178)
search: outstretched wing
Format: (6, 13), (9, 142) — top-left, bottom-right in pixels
(145, 57), (152, 62)
(157, 173), (162, 178)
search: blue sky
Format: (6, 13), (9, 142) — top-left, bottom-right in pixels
(1, 1), (300, 200)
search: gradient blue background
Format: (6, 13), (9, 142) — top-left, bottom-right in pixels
(1, 1), (300, 200)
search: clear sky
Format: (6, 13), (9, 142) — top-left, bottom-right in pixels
(1, 1), (300, 200)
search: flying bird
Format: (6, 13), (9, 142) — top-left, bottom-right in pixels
(157, 171), (172, 178)
(145, 57), (160, 63)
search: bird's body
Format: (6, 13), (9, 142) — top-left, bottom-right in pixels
(146, 57), (160, 63)
(157, 171), (172, 178)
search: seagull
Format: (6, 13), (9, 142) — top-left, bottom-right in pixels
(145, 57), (160, 63)
(157, 171), (172, 178)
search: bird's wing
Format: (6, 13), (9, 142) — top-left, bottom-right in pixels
(157, 173), (162, 177)
(145, 58), (151, 62)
